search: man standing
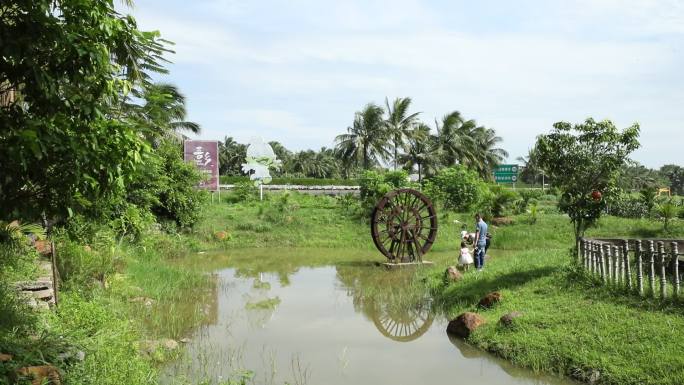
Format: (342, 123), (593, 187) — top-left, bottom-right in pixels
(473, 213), (488, 271)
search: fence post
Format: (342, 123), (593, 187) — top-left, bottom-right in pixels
(589, 241), (596, 274)
(623, 240), (632, 290)
(598, 244), (606, 283)
(636, 240), (643, 295)
(648, 240), (656, 298)
(672, 242), (680, 299)
(614, 245), (622, 287)
(658, 242), (667, 299)
(580, 238), (587, 269)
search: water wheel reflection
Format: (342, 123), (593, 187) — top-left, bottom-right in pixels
(336, 265), (435, 342)
(371, 297), (434, 342)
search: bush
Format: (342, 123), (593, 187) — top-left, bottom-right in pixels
(605, 194), (650, 218)
(359, 170), (412, 213)
(424, 166), (485, 213)
(54, 234), (118, 292)
(230, 181), (259, 202)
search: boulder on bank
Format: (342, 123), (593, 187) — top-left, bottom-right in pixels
(499, 311), (523, 327)
(490, 217), (513, 226)
(446, 312), (486, 338)
(478, 291), (502, 309)
(445, 266), (463, 282)
(16, 365), (61, 385)
(0, 353), (12, 362)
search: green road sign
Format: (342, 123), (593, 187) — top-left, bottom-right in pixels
(493, 164), (519, 183)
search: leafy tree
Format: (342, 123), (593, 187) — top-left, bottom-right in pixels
(384, 97), (420, 170)
(269, 141), (293, 176)
(618, 161), (667, 192)
(335, 103), (388, 170)
(0, 0), (168, 221)
(660, 164), (684, 195)
(535, 118), (640, 241)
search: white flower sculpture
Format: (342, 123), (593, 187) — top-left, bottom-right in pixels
(241, 137), (281, 186)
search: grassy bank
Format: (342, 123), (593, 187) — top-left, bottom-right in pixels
(2, 191), (682, 385)
(0, 229), (217, 385)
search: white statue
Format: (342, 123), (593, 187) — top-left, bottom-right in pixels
(241, 137), (281, 186)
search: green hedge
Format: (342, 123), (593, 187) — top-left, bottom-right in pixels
(219, 175), (359, 186)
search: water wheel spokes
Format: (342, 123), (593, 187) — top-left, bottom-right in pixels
(371, 189), (438, 263)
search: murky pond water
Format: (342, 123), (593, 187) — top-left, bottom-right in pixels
(164, 251), (575, 385)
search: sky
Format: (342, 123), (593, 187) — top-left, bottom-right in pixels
(128, 0), (684, 169)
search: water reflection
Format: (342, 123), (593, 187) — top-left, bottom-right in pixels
(164, 251), (576, 385)
(335, 264), (434, 342)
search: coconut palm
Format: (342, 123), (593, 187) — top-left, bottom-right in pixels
(470, 126), (508, 179)
(434, 111), (476, 167)
(335, 103), (389, 170)
(384, 97), (421, 170)
(398, 123), (440, 183)
(133, 83), (200, 141)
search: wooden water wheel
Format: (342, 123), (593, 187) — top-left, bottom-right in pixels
(370, 189), (438, 263)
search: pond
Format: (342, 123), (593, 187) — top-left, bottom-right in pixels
(163, 249), (576, 385)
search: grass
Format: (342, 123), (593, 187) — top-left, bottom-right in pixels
(2, 191), (683, 385)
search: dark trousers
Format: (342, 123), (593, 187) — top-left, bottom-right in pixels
(475, 246), (486, 269)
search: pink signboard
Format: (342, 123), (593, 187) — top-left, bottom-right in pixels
(184, 140), (219, 190)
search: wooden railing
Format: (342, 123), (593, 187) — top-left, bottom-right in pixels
(579, 238), (684, 299)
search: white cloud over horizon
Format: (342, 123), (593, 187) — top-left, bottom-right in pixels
(128, 0), (684, 168)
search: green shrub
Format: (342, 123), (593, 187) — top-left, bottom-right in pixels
(605, 194), (650, 218)
(359, 170), (412, 215)
(423, 166), (485, 212)
(54, 234), (118, 291)
(231, 181), (259, 202)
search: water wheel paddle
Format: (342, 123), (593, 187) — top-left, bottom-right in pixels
(370, 188), (438, 263)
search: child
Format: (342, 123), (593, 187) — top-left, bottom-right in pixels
(459, 241), (474, 271)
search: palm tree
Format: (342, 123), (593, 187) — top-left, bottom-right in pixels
(471, 126), (508, 179)
(435, 111), (476, 167)
(384, 97), (421, 170)
(134, 83), (200, 141)
(218, 137), (247, 175)
(398, 123), (440, 183)
(335, 103), (389, 170)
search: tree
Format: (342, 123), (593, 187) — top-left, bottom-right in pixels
(218, 137), (247, 176)
(435, 111), (475, 168)
(535, 118), (640, 241)
(423, 166), (485, 212)
(0, 0), (168, 221)
(268, 141), (293, 176)
(384, 97), (420, 170)
(470, 126), (508, 180)
(660, 164), (684, 195)
(335, 103), (388, 170)
(398, 123), (440, 183)
(128, 83), (200, 141)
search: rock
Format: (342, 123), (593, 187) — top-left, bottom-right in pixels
(445, 266), (463, 282)
(478, 291), (502, 309)
(32, 289), (54, 300)
(491, 217), (513, 226)
(16, 365), (61, 385)
(499, 311), (523, 327)
(34, 241), (52, 255)
(446, 312), (486, 338)
(0, 353), (12, 362)
(161, 339), (179, 350)
(14, 281), (51, 291)
(179, 338), (190, 344)
(83, 245), (92, 252)
(214, 231), (229, 240)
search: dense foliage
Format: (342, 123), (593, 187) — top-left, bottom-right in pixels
(423, 166), (485, 212)
(535, 118), (640, 240)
